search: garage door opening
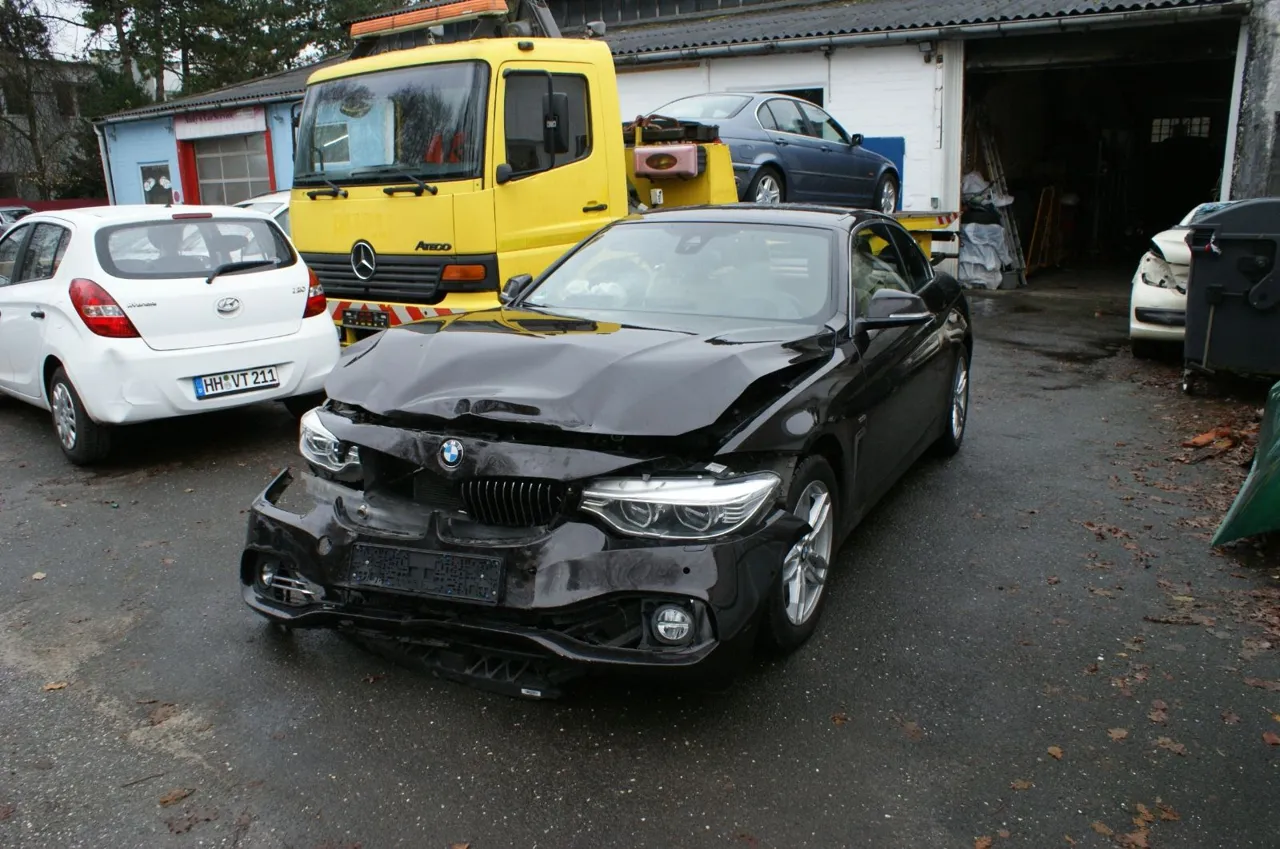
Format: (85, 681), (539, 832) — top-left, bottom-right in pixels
(963, 21), (1240, 284)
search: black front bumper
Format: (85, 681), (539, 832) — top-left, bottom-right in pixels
(240, 469), (804, 696)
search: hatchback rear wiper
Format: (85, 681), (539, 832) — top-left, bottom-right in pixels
(206, 259), (277, 285)
(351, 166), (439, 196)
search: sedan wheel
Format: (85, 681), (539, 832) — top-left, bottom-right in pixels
(782, 481), (833, 626)
(934, 348), (970, 456)
(752, 171), (783, 204)
(762, 455), (839, 652)
(876, 175), (898, 214)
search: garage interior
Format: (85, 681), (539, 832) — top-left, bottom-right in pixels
(962, 21), (1241, 284)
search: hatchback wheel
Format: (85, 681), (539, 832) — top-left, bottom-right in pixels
(748, 168), (784, 205)
(763, 455), (838, 653)
(48, 367), (111, 465)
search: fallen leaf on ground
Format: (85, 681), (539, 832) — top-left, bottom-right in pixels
(1065, 837), (1077, 846)
(1047, 745), (1064, 760)
(1091, 821), (1114, 836)
(1157, 803), (1180, 821)
(183, 488), (194, 494)
(831, 712), (849, 726)
(41, 681), (67, 691)
(161, 558), (175, 566)
(975, 838), (993, 849)
(1244, 677), (1280, 692)
(1222, 710), (1241, 724)
(1134, 803), (1155, 823)
(165, 807), (217, 834)
(1010, 778), (1033, 791)
(1156, 736), (1187, 756)
(998, 829), (1011, 838)
(1183, 426), (1232, 448)
(158, 787), (193, 807)
(1047, 576), (1061, 585)
(1108, 728), (1129, 742)
(31, 572), (46, 580)
(900, 720), (925, 741)
(1263, 731), (1280, 747)
(148, 703), (180, 725)
(449, 844), (471, 849)
(1084, 663), (1100, 675)
(0, 804), (14, 821)
(1118, 830), (1150, 848)
(1149, 700), (1168, 724)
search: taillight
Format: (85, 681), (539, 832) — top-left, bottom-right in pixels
(69, 278), (140, 338)
(303, 266), (327, 318)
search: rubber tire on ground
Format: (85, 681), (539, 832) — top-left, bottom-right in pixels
(49, 366), (111, 465)
(283, 391), (326, 419)
(746, 167), (784, 204)
(933, 346), (970, 457)
(761, 455), (839, 654)
(1130, 338), (1160, 360)
(873, 173), (899, 214)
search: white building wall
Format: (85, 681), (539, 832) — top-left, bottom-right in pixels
(615, 43), (951, 211)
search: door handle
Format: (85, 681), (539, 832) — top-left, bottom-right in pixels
(776, 139), (790, 146)
(30, 310), (44, 319)
(582, 203), (608, 213)
(821, 146), (832, 153)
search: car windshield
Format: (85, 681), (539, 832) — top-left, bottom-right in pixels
(96, 218), (293, 279)
(523, 221), (834, 323)
(656, 94), (752, 120)
(294, 60), (489, 186)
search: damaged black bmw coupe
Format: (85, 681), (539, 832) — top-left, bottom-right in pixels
(240, 205), (971, 697)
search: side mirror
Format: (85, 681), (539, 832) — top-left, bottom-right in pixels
(849, 133), (864, 147)
(495, 163), (513, 185)
(542, 91), (570, 155)
(859, 288), (931, 329)
(500, 273), (534, 304)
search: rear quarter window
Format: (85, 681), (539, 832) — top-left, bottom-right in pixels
(95, 217), (296, 279)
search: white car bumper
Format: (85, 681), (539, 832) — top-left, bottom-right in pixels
(66, 316), (340, 425)
(1129, 256), (1187, 342)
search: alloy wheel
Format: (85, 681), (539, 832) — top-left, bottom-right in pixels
(52, 382), (77, 450)
(755, 174), (782, 204)
(951, 354), (969, 441)
(879, 180), (898, 214)
(781, 480), (834, 626)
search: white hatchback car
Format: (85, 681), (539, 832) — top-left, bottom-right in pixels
(0, 205), (340, 464)
(235, 190), (290, 236)
(1129, 200), (1240, 358)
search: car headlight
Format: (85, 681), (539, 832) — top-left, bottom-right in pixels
(580, 473), (780, 540)
(299, 408), (360, 475)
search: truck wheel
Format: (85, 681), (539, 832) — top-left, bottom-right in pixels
(48, 367), (111, 465)
(747, 167), (784, 204)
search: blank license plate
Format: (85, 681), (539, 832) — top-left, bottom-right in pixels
(193, 365), (280, 399)
(347, 543), (503, 605)
(343, 308), (390, 329)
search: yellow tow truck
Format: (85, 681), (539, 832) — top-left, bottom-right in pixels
(290, 0), (957, 345)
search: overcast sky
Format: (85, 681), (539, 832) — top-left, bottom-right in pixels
(41, 0), (94, 60)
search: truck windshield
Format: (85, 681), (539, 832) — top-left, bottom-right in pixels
(294, 60), (489, 186)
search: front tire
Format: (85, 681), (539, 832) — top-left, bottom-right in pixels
(1130, 338), (1160, 360)
(873, 173), (899, 214)
(934, 347), (970, 457)
(762, 455), (838, 653)
(747, 167), (785, 205)
(48, 367), (111, 465)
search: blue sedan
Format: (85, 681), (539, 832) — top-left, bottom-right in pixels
(652, 92), (900, 213)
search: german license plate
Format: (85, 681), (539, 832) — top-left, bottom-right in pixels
(193, 365), (280, 399)
(343, 308), (390, 329)
(347, 543), (503, 605)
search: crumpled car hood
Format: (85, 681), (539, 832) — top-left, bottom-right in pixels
(326, 308), (831, 436)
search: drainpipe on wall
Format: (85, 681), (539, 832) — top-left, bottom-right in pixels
(93, 123), (116, 205)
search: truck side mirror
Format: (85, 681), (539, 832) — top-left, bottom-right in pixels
(542, 91), (570, 156)
(500, 273), (534, 304)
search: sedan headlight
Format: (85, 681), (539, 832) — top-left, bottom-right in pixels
(299, 408), (360, 475)
(581, 473), (780, 540)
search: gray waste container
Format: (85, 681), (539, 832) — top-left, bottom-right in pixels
(1182, 197), (1280, 394)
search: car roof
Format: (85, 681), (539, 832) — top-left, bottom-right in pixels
(18, 205), (275, 228)
(624, 203), (889, 229)
(236, 190), (290, 206)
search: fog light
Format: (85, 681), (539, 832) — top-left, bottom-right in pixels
(259, 561), (278, 587)
(653, 605), (693, 644)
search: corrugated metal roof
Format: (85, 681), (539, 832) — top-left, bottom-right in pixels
(97, 56), (345, 124)
(604, 0), (1243, 56)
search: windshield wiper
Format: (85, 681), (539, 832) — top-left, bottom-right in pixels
(350, 166), (439, 196)
(297, 175), (348, 199)
(206, 259), (277, 285)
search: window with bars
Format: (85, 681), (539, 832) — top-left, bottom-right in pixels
(1150, 117), (1210, 144)
(194, 133), (271, 205)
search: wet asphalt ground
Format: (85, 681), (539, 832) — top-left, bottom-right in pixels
(1, 272), (1278, 849)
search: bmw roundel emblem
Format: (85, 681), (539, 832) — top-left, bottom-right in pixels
(439, 438), (464, 469)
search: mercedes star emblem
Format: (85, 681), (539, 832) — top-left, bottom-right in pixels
(350, 240), (377, 281)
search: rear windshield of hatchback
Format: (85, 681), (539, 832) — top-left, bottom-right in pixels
(95, 217), (295, 279)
